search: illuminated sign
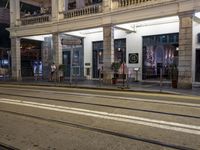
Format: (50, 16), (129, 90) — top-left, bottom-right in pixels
(129, 53), (139, 64)
(61, 39), (82, 45)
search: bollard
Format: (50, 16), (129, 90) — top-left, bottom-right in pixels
(99, 69), (101, 87)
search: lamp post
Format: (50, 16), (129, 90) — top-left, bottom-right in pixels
(98, 51), (103, 85)
(70, 45), (73, 85)
(122, 48), (125, 88)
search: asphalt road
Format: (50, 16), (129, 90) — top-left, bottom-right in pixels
(0, 84), (199, 150)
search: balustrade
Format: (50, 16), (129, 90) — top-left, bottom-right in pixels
(21, 15), (50, 25)
(118, 0), (153, 7)
(116, 0), (175, 8)
(19, 0), (174, 25)
(65, 4), (102, 19)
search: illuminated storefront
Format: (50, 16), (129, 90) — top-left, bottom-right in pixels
(142, 33), (179, 80)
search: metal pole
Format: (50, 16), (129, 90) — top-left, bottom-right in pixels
(122, 49), (125, 88)
(99, 68), (101, 86)
(70, 45), (73, 85)
(160, 68), (163, 92)
(7, 51), (10, 79)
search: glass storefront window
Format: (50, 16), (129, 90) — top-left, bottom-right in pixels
(92, 39), (126, 78)
(142, 33), (179, 80)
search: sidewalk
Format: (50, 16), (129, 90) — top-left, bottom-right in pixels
(0, 78), (200, 96)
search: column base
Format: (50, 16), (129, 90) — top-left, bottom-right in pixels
(178, 82), (192, 89)
(11, 77), (22, 81)
(103, 79), (112, 84)
(102, 72), (112, 84)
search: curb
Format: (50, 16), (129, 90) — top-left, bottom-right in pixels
(0, 81), (182, 95)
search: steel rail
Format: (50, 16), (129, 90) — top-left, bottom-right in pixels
(0, 110), (196, 150)
(0, 92), (200, 120)
(0, 142), (19, 150)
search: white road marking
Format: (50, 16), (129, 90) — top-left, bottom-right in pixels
(0, 87), (200, 107)
(61, 91), (200, 107)
(0, 98), (200, 135)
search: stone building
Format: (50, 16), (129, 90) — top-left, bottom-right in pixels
(8, 0), (200, 88)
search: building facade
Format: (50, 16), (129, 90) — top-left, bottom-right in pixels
(8, 0), (200, 88)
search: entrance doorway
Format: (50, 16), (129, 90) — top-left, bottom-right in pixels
(92, 41), (103, 79)
(196, 49), (200, 82)
(63, 51), (71, 78)
(92, 39), (126, 79)
(20, 39), (42, 78)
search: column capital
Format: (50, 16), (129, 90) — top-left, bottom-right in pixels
(102, 23), (114, 28)
(178, 10), (195, 18)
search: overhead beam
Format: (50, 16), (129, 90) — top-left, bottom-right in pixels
(194, 16), (200, 24)
(114, 25), (136, 33)
(63, 33), (85, 38)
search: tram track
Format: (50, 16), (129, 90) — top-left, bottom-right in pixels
(0, 86), (199, 149)
(0, 84), (199, 101)
(0, 142), (19, 150)
(0, 91), (200, 121)
(0, 109), (196, 150)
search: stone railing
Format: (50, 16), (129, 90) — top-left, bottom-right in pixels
(118, 0), (153, 7)
(20, 15), (51, 25)
(64, 4), (102, 19)
(116, 0), (172, 8)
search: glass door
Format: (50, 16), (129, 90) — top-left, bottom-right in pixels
(196, 49), (200, 82)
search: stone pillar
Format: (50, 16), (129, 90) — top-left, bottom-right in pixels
(10, 0), (20, 27)
(52, 0), (65, 20)
(103, 0), (112, 12)
(103, 24), (114, 84)
(178, 11), (194, 88)
(52, 33), (63, 67)
(58, 0), (65, 19)
(11, 38), (21, 81)
(42, 37), (52, 80)
(51, 0), (59, 21)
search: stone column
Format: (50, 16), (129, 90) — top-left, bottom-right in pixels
(58, 0), (65, 19)
(103, 24), (114, 84)
(11, 38), (21, 81)
(52, 0), (65, 20)
(178, 11), (194, 88)
(52, 33), (63, 67)
(51, 0), (59, 21)
(10, 0), (20, 27)
(103, 0), (112, 12)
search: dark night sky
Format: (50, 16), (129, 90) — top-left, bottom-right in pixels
(0, 0), (10, 48)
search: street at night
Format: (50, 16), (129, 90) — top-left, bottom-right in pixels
(0, 84), (199, 150)
(1, 0), (200, 149)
